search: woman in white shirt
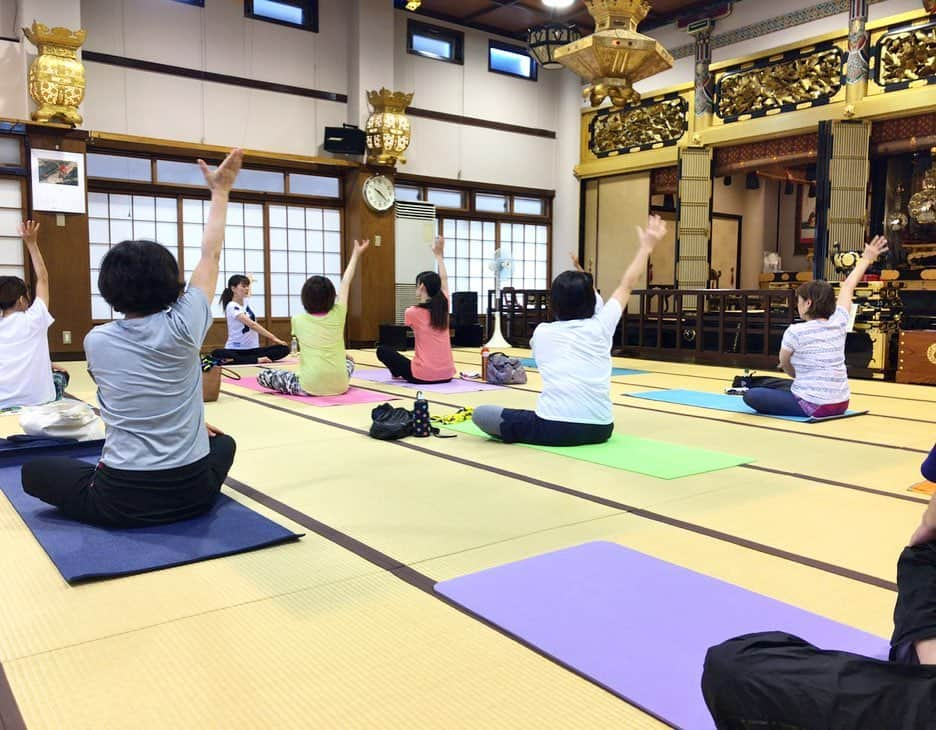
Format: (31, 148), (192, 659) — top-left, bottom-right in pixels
(471, 215), (666, 446)
(211, 275), (289, 365)
(0, 221), (69, 408)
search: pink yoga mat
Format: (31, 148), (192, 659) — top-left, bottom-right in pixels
(353, 368), (502, 393)
(224, 375), (398, 407)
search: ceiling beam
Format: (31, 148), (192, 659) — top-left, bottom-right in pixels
(462, 0), (525, 23)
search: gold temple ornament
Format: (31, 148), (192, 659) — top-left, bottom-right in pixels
(22, 21), (87, 126)
(589, 97), (687, 156)
(908, 148), (936, 225)
(555, 0), (673, 109)
(716, 47), (843, 121)
(876, 21), (936, 88)
(364, 89), (414, 167)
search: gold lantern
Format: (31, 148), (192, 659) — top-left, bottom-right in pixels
(365, 88), (414, 166)
(22, 21), (87, 126)
(554, 0), (673, 108)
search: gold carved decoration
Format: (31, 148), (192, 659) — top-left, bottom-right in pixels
(589, 98), (687, 157)
(876, 22), (936, 87)
(717, 47), (843, 121)
(908, 148), (936, 224)
(364, 89), (413, 167)
(22, 21), (87, 126)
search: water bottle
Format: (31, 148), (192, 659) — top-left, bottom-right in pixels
(413, 391), (430, 437)
(481, 346), (490, 381)
(290, 336), (298, 356)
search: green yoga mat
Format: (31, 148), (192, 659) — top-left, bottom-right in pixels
(439, 420), (753, 479)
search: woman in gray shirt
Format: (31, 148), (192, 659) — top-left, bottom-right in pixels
(21, 149), (244, 527)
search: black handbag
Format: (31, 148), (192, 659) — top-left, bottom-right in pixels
(369, 403), (413, 440)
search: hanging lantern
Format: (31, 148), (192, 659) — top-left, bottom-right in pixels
(364, 88), (414, 167)
(22, 21), (87, 126)
(527, 22), (582, 70)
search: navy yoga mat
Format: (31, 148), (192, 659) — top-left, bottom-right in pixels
(0, 444), (301, 582)
(627, 389), (868, 422)
(435, 541), (888, 729)
(517, 357), (647, 377)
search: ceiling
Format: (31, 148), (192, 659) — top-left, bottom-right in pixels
(400, 1), (725, 40)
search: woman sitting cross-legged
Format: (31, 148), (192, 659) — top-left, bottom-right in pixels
(21, 149), (244, 527)
(742, 235), (888, 418)
(471, 214), (666, 447)
(376, 235), (456, 384)
(257, 239), (368, 397)
(211, 274), (289, 365)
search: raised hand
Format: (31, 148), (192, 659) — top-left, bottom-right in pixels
(431, 235), (445, 258)
(353, 239), (370, 256)
(18, 220), (40, 247)
(637, 214), (667, 251)
(862, 235), (888, 262)
(198, 148), (243, 195)
(569, 251), (584, 272)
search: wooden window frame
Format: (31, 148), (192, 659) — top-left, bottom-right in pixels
(407, 19), (464, 66)
(488, 39), (538, 82)
(244, 0), (318, 33)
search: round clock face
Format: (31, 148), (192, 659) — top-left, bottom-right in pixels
(363, 174), (395, 212)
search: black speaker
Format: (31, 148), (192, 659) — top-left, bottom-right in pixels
(451, 291), (478, 327)
(378, 324), (410, 350)
(324, 125), (365, 155)
(453, 324), (483, 347)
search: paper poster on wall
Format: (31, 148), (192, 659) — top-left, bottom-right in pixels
(795, 184), (816, 255)
(30, 149), (86, 214)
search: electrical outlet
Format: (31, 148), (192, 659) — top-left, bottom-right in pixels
(62, 331), (72, 345)
(375, 234), (382, 247)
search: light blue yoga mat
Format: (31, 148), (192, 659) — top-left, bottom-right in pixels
(626, 389), (868, 422)
(436, 541), (889, 730)
(518, 357), (647, 377)
(0, 446), (301, 582)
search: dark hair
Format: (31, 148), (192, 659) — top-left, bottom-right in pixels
(795, 280), (836, 319)
(220, 274), (251, 309)
(98, 240), (184, 315)
(416, 271), (448, 330)
(0, 276), (27, 310)
(301, 275), (336, 314)
(550, 270), (596, 321)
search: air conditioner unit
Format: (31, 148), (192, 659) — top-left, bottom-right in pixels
(394, 200), (436, 325)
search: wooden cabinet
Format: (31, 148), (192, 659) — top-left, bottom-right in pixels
(896, 330), (936, 385)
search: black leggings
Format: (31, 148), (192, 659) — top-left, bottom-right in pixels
(376, 345), (451, 384)
(21, 434), (236, 528)
(211, 345), (290, 365)
(702, 541), (936, 729)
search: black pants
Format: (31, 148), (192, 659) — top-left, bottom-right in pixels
(376, 345), (451, 384)
(498, 408), (614, 446)
(702, 541), (936, 729)
(211, 345), (290, 365)
(21, 434), (236, 528)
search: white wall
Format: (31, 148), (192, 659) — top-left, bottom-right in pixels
(78, 0), (349, 155)
(713, 178), (779, 289)
(636, 0), (923, 95)
(392, 10), (561, 190)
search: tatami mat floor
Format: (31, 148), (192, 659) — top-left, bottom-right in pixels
(0, 348), (932, 729)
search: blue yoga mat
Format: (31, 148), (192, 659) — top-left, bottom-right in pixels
(517, 357), (647, 377)
(627, 389), (868, 422)
(0, 445), (301, 582)
(436, 542), (888, 730)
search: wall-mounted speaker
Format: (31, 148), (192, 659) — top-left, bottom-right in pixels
(324, 125), (365, 155)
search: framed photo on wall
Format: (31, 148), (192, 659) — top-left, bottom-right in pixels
(795, 184), (816, 255)
(30, 149), (86, 214)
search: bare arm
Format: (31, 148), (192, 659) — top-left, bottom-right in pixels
(609, 215), (667, 310)
(19, 221), (48, 306)
(432, 236), (449, 298)
(569, 251), (585, 273)
(338, 239), (370, 305)
(189, 149), (243, 302)
(778, 347), (795, 378)
(836, 235), (888, 311)
(234, 313), (286, 346)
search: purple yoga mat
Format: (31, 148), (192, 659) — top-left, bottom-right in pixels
(435, 541), (889, 729)
(353, 368), (502, 393)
